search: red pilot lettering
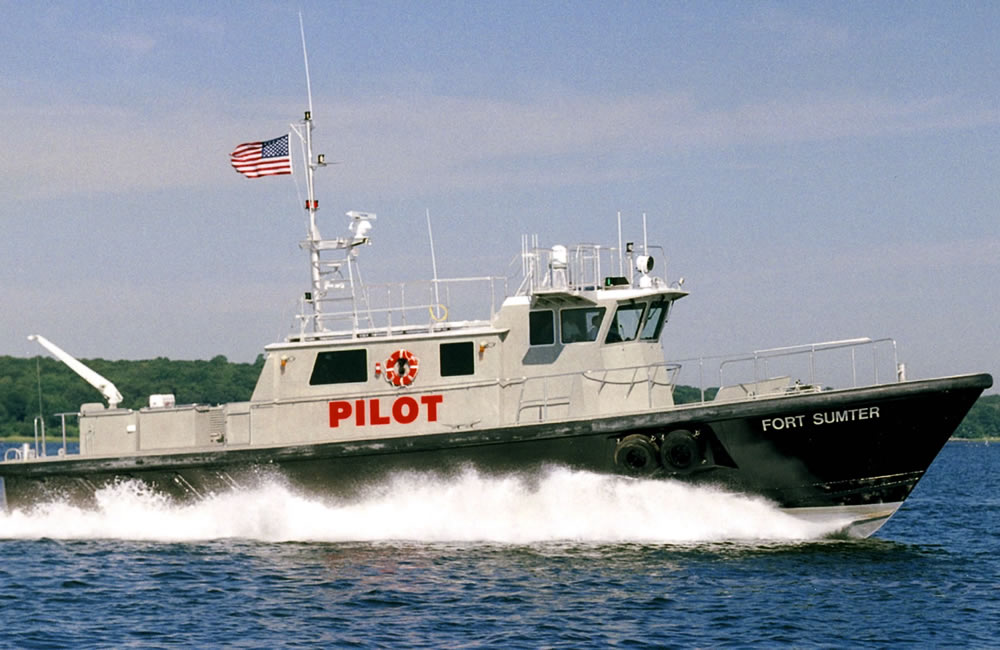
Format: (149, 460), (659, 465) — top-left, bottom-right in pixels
(421, 394), (443, 421)
(329, 401), (351, 428)
(370, 399), (391, 425)
(393, 396), (419, 424)
(328, 395), (445, 428)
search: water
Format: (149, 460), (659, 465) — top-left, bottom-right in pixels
(1, 441), (997, 647)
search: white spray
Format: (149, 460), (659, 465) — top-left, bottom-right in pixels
(0, 468), (844, 544)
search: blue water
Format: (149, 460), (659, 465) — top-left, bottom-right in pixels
(1, 441), (997, 647)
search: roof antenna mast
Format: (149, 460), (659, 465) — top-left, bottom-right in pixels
(290, 14), (374, 337)
(293, 13), (327, 332)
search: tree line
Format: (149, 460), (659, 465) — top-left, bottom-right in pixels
(0, 355), (996, 439)
(0, 354), (264, 438)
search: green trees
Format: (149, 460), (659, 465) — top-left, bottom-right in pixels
(954, 394), (1000, 439)
(0, 355), (264, 438)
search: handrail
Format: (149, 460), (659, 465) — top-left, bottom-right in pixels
(514, 362), (680, 422)
(3, 443), (36, 462)
(514, 240), (675, 296)
(2, 412), (77, 462)
(55, 412), (75, 457)
(33, 415), (45, 458)
(304, 275), (508, 337)
(675, 337), (900, 403)
(583, 364), (680, 387)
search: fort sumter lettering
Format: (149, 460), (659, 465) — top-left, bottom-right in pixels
(761, 406), (880, 432)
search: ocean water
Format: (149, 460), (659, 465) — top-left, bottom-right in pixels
(1, 441), (997, 648)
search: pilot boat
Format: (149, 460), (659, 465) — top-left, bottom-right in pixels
(1, 111), (991, 538)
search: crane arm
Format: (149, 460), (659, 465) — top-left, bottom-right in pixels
(27, 334), (124, 409)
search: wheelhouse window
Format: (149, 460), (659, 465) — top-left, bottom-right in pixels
(640, 301), (670, 341)
(529, 310), (555, 346)
(560, 307), (606, 343)
(309, 349), (367, 385)
(605, 303), (646, 343)
(440, 341), (475, 376)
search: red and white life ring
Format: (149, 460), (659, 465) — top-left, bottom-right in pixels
(384, 349), (419, 387)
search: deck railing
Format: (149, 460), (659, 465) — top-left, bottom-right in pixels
(673, 337), (901, 403)
(511, 362), (681, 423)
(302, 275), (509, 338)
(515, 239), (671, 295)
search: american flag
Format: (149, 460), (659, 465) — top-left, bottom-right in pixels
(230, 134), (293, 178)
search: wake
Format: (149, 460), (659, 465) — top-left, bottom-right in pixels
(0, 467), (845, 543)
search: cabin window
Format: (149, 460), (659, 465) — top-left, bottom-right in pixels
(640, 301), (670, 341)
(605, 303), (645, 343)
(309, 349), (367, 385)
(440, 341), (475, 376)
(529, 310), (555, 345)
(560, 307), (606, 343)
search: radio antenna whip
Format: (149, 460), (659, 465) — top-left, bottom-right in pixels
(299, 12), (314, 117)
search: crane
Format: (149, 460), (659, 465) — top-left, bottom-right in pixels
(27, 334), (124, 409)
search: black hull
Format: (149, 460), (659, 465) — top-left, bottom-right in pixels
(1, 374), (991, 516)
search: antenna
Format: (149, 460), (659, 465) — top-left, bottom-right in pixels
(617, 211), (623, 276)
(427, 209), (443, 318)
(299, 12), (314, 118)
(642, 212), (648, 255)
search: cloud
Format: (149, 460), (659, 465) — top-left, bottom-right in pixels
(0, 99), (254, 200)
(829, 237), (1000, 273)
(324, 91), (1000, 194)
(741, 6), (851, 50)
(98, 30), (157, 55)
(2, 91), (996, 201)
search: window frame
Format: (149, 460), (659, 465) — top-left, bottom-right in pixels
(639, 300), (670, 341)
(529, 309), (556, 346)
(309, 349), (368, 385)
(440, 341), (476, 377)
(605, 302), (647, 344)
(560, 306), (607, 344)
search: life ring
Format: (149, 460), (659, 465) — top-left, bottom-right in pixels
(613, 434), (660, 475)
(384, 349), (419, 387)
(660, 429), (703, 472)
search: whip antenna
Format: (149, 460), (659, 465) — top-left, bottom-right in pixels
(299, 12), (313, 117)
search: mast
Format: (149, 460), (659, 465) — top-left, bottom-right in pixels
(291, 17), (375, 338)
(303, 110), (325, 331)
(297, 16), (329, 334)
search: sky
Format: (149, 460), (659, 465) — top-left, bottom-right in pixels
(1, 1), (997, 392)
